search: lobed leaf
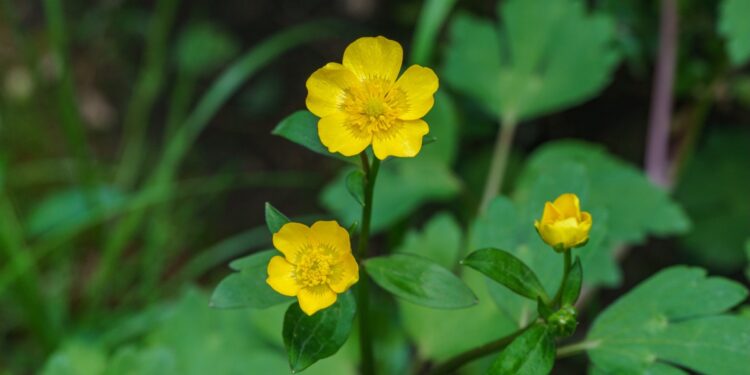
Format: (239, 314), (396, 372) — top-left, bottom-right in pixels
(283, 291), (356, 372)
(365, 254), (477, 309)
(719, 0), (750, 66)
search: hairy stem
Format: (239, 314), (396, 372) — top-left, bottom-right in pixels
(357, 152), (379, 375)
(479, 118), (517, 214)
(645, 0), (678, 188)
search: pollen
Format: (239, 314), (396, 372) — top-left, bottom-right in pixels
(295, 245), (335, 287)
(341, 78), (407, 135)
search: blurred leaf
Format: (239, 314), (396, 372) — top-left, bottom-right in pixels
(488, 324), (555, 375)
(42, 341), (107, 375)
(272, 111), (356, 163)
(176, 23), (239, 75)
(345, 170), (365, 206)
(283, 292), (356, 372)
(27, 186), (126, 237)
(587, 266), (750, 374)
(675, 128), (750, 270)
(462, 248), (549, 302)
(366, 254), (477, 309)
(561, 257), (582, 306)
(265, 202), (290, 234)
(420, 91), (460, 165)
(106, 346), (176, 375)
(719, 0), (750, 66)
(396, 212), (462, 269)
(411, 0), (458, 65)
(471, 140), (689, 325)
(210, 250), (292, 309)
(745, 239), (750, 281)
(321, 159), (461, 233)
(443, 0), (619, 121)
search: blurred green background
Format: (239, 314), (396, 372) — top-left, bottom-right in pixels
(1, 0), (748, 373)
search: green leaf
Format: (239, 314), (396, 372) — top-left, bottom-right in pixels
(462, 248), (549, 302)
(320, 159), (460, 234)
(719, 0), (750, 66)
(488, 324), (555, 375)
(42, 341), (107, 375)
(745, 239), (750, 281)
(411, 0), (458, 65)
(365, 254), (477, 309)
(283, 291), (356, 372)
(419, 91), (460, 165)
(176, 23), (239, 75)
(675, 128), (750, 271)
(561, 257), (582, 306)
(26, 186), (126, 237)
(345, 170), (365, 206)
(210, 250), (292, 309)
(272, 110), (355, 163)
(587, 266), (750, 375)
(264, 202), (290, 234)
(443, 0), (619, 121)
(396, 212), (462, 269)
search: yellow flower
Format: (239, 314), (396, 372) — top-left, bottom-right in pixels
(266, 220), (359, 315)
(534, 193), (593, 252)
(305, 36), (439, 160)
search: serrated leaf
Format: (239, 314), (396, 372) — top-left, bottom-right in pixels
(320, 159), (460, 234)
(365, 254), (477, 309)
(587, 266), (750, 375)
(264, 202), (290, 234)
(488, 324), (555, 375)
(462, 248), (549, 302)
(561, 257), (582, 306)
(210, 250), (291, 309)
(675, 128), (750, 271)
(719, 0), (750, 66)
(272, 111), (356, 163)
(443, 0), (619, 121)
(283, 291), (356, 372)
(344, 170), (365, 206)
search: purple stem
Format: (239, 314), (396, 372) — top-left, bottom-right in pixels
(645, 0), (678, 188)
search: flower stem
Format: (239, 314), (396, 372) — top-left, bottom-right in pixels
(556, 339), (601, 359)
(357, 152), (379, 375)
(429, 325), (531, 375)
(553, 250), (573, 306)
(479, 118), (517, 214)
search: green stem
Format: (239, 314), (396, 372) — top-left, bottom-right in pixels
(479, 118), (517, 214)
(553, 250), (572, 306)
(556, 339), (601, 359)
(429, 325), (531, 375)
(357, 152), (379, 375)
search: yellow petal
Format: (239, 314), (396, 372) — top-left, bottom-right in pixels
(297, 285), (338, 315)
(266, 256), (299, 296)
(394, 65), (439, 120)
(272, 222), (313, 264)
(371, 119), (429, 160)
(343, 36), (403, 82)
(328, 253), (359, 293)
(540, 202), (563, 225)
(553, 193), (581, 220)
(310, 221), (352, 258)
(305, 62), (360, 118)
(318, 112), (371, 156)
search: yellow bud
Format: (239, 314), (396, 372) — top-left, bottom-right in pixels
(534, 193), (592, 252)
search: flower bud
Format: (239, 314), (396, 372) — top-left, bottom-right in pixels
(534, 193), (592, 252)
(547, 305), (578, 338)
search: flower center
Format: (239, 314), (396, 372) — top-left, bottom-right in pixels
(295, 246), (335, 287)
(341, 78), (407, 135)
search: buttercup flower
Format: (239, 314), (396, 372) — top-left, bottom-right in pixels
(534, 193), (593, 252)
(305, 36), (439, 160)
(266, 221), (359, 315)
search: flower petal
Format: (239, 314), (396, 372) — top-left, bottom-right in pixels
(553, 193), (581, 220)
(328, 253), (359, 293)
(394, 65), (439, 120)
(297, 285), (338, 315)
(343, 36), (403, 83)
(318, 112), (372, 156)
(540, 201), (563, 225)
(310, 221), (352, 258)
(371, 119), (429, 160)
(305, 63), (360, 118)
(266, 256), (299, 296)
(272, 222), (313, 264)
